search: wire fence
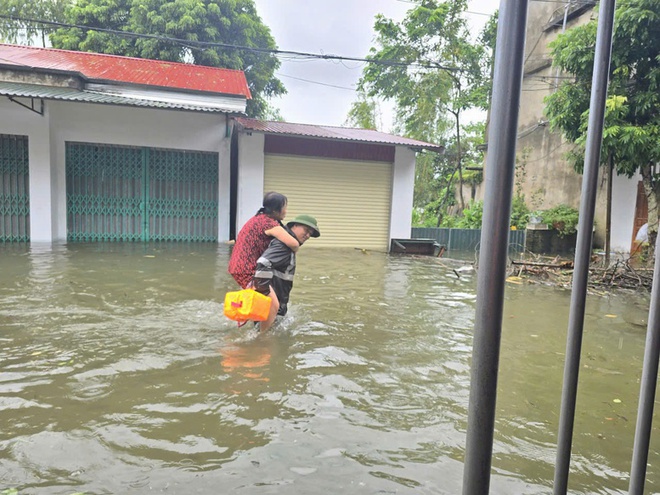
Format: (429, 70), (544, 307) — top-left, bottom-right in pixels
(411, 227), (526, 254)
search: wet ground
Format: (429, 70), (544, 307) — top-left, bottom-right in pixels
(0, 243), (656, 494)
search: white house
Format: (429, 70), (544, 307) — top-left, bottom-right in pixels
(232, 118), (443, 251)
(0, 44), (442, 252)
(0, 43), (250, 243)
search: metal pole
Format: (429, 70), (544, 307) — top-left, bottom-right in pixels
(629, 236), (660, 494)
(461, 1), (529, 493)
(553, 1), (617, 493)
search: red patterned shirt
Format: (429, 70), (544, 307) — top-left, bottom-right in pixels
(228, 214), (280, 288)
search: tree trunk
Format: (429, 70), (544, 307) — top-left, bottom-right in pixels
(640, 163), (659, 255)
(436, 163), (461, 227)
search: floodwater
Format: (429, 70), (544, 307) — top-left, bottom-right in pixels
(0, 243), (657, 494)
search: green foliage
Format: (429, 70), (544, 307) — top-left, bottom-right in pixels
(413, 152), (446, 210)
(359, 0), (492, 141)
(438, 214), (458, 228)
(540, 204), (579, 237)
(413, 121), (486, 224)
(412, 207), (442, 227)
(510, 196), (530, 230)
(344, 91), (380, 129)
(0, 0), (71, 45)
(47, 0), (285, 118)
(435, 196), (529, 230)
(357, 0), (495, 221)
(456, 200), (483, 228)
(544, 0), (660, 176)
(263, 104), (285, 122)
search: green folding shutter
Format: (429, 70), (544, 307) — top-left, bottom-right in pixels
(0, 134), (30, 242)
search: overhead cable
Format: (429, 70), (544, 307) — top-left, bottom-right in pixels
(0, 14), (459, 72)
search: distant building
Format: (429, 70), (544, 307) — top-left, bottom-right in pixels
(0, 44), (441, 251)
(231, 118), (442, 251)
(476, 1), (643, 254)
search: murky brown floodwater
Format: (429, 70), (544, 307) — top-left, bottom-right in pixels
(0, 242), (657, 494)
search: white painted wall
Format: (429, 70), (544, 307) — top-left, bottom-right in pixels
(234, 135), (417, 246)
(390, 146), (416, 240)
(0, 98), (53, 242)
(235, 132), (265, 236)
(610, 172), (642, 253)
(0, 98), (232, 242)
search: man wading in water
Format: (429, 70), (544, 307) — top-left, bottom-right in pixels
(252, 214), (320, 331)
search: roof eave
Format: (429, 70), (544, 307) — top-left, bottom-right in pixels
(0, 81), (247, 114)
(234, 123), (444, 154)
(0, 56), (251, 99)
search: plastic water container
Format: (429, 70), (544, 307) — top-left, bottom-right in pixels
(224, 289), (271, 322)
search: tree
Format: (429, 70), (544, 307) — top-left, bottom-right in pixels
(344, 91), (381, 130)
(0, 0), (71, 46)
(411, 122), (486, 227)
(545, 0), (660, 249)
(357, 0), (493, 214)
(432, 122), (485, 225)
(46, 0), (285, 118)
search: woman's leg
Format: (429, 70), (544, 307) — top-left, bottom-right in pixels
(260, 287), (280, 332)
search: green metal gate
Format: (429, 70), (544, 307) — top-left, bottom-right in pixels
(0, 134), (30, 243)
(66, 143), (219, 242)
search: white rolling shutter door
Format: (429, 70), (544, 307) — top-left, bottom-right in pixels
(264, 154), (393, 250)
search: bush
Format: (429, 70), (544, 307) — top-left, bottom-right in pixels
(438, 215), (458, 228)
(412, 208), (439, 227)
(541, 205), (579, 237)
(510, 196), (530, 230)
(456, 200), (483, 229)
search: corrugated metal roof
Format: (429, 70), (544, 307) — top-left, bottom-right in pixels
(0, 43), (251, 98)
(233, 117), (444, 152)
(0, 81), (246, 113)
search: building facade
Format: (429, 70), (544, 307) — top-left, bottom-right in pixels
(476, 2), (643, 253)
(1, 45), (442, 252)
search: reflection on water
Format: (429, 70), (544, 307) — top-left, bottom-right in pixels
(0, 242), (656, 494)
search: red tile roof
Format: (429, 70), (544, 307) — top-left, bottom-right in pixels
(233, 117), (444, 152)
(0, 43), (251, 98)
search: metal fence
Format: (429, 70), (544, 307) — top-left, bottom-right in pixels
(66, 142), (219, 242)
(0, 134), (30, 243)
(411, 227), (526, 254)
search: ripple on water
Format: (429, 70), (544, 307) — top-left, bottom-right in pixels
(0, 244), (653, 494)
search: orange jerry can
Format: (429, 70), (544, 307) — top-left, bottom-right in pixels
(224, 289), (271, 322)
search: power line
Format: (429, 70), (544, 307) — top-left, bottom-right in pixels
(0, 14), (459, 72)
(276, 72), (357, 91)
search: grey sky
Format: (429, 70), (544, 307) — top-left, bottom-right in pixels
(252, 0), (499, 131)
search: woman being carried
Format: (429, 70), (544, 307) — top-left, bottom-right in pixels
(228, 192), (299, 321)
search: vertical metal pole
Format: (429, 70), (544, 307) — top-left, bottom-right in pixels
(461, 1), (529, 493)
(553, 1), (617, 493)
(629, 238), (660, 494)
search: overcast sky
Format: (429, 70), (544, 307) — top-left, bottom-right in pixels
(251, 0), (500, 132)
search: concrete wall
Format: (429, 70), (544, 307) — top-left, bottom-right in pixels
(390, 146), (416, 239)
(0, 97), (231, 242)
(610, 171), (641, 253)
(0, 97), (53, 242)
(476, 4), (614, 246)
(235, 132), (417, 245)
(235, 132), (266, 234)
